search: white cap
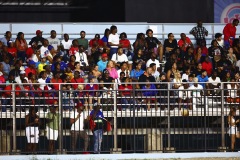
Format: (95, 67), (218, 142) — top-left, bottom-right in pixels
(20, 70), (26, 74)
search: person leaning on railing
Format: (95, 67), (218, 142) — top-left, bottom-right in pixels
(228, 107), (240, 151)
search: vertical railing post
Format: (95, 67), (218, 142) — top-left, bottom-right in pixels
(204, 83), (207, 152)
(113, 82), (118, 151)
(132, 83), (136, 153)
(12, 84), (16, 153)
(221, 83), (225, 147)
(167, 82), (170, 148)
(58, 84), (63, 154)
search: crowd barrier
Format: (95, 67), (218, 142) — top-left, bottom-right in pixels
(0, 82), (239, 154)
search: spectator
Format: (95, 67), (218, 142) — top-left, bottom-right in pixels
(119, 32), (133, 60)
(106, 60), (118, 80)
(50, 71), (62, 91)
(189, 20), (208, 46)
(15, 32), (28, 63)
(111, 47), (128, 69)
(25, 60), (37, 77)
(192, 62), (202, 77)
(1, 56), (11, 79)
(150, 63), (160, 81)
(77, 30), (88, 51)
(226, 77), (239, 104)
(40, 39), (50, 60)
(215, 33), (224, 48)
(47, 30), (60, 51)
(145, 29), (163, 62)
(133, 33), (147, 57)
(61, 33), (72, 51)
(70, 103), (89, 153)
(84, 76), (100, 111)
(178, 33), (193, 53)
(183, 46), (195, 71)
(70, 70), (84, 90)
(178, 79), (192, 110)
(101, 28), (110, 53)
(1, 31), (14, 46)
(29, 30), (44, 46)
(194, 47), (204, 64)
(233, 38), (240, 59)
(46, 104), (60, 154)
(38, 56), (48, 73)
(130, 61), (144, 81)
(196, 70), (209, 89)
(51, 56), (68, 72)
(76, 45), (89, 69)
(25, 107), (40, 153)
(138, 67), (156, 89)
(90, 103), (106, 154)
(132, 48), (146, 70)
(69, 39), (79, 56)
(208, 70), (221, 96)
(223, 19), (239, 49)
(163, 33), (178, 59)
(7, 41), (17, 65)
(228, 107), (240, 152)
(119, 77), (138, 111)
(89, 34), (104, 53)
(146, 52), (160, 71)
(141, 78), (158, 111)
(67, 55), (77, 71)
(166, 62), (179, 82)
(201, 56), (213, 77)
(181, 67), (191, 81)
(188, 77), (203, 110)
(108, 25), (121, 59)
(227, 47), (237, 67)
(97, 53), (108, 72)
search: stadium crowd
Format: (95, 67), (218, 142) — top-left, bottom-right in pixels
(0, 19), (239, 112)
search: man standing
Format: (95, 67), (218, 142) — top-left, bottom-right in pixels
(70, 103), (89, 153)
(77, 31), (89, 51)
(223, 19), (239, 49)
(189, 20), (208, 46)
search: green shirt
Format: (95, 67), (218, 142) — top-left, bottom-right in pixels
(77, 38), (88, 50)
(46, 112), (60, 130)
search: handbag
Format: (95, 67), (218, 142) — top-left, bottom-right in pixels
(89, 116), (96, 131)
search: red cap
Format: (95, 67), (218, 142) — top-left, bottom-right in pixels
(36, 30), (43, 35)
(102, 53), (108, 58)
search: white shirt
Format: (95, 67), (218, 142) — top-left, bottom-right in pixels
(70, 110), (87, 131)
(31, 54), (39, 63)
(216, 39), (224, 48)
(208, 77), (221, 86)
(108, 33), (119, 48)
(15, 76), (28, 84)
(75, 52), (89, 66)
(111, 53), (128, 63)
(146, 59), (160, 69)
(47, 37), (61, 50)
(40, 46), (49, 58)
(61, 39), (72, 50)
(182, 73), (189, 81)
(236, 60), (240, 71)
(37, 78), (47, 90)
(227, 84), (238, 98)
(178, 86), (191, 100)
(188, 84), (203, 98)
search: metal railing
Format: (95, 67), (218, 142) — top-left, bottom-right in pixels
(0, 82), (239, 154)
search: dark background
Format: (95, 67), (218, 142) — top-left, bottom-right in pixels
(0, 0), (214, 23)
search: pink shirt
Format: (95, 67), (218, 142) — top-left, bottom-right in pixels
(107, 68), (118, 79)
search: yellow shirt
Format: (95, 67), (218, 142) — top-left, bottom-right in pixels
(38, 63), (46, 73)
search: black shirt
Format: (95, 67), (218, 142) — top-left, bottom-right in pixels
(145, 37), (161, 50)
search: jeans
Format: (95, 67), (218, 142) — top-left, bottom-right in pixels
(109, 48), (118, 59)
(93, 129), (103, 154)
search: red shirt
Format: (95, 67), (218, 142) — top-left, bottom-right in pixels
(120, 39), (131, 49)
(202, 61), (212, 76)
(25, 67), (37, 77)
(119, 84), (133, 96)
(50, 78), (63, 90)
(89, 39), (104, 48)
(26, 47), (34, 58)
(7, 47), (17, 58)
(223, 23), (237, 41)
(178, 37), (192, 52)
(71, 78), (84, 90)
(69, 46), (79, 56)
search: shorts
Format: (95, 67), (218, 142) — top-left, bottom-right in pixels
(26, 127), (39, 143)
(228, 126), (237, 135)
(45, 126), (58, 140)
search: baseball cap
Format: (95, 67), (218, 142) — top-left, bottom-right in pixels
(36, 30), (43, 35)
(102, 53), (108, 58)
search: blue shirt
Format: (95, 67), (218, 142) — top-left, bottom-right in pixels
(130, 69), (144, 80)
(197, 75), (208, 88)
(97, 60), (108, 72)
